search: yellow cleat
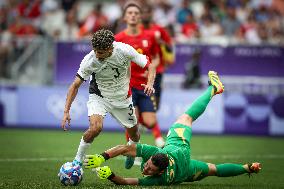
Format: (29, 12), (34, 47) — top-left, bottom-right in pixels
(208, 71), (224, 96)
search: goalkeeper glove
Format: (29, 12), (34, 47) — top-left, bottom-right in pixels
(84, 154), (105, 169)
(95, 166), (115, 180)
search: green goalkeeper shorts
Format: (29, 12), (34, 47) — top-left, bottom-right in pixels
(165, 123), (192, 147)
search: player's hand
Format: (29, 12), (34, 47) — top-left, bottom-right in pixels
(95, 166), (113, 179)
(61, 111), (71, 131)
(141, 84), (155, 96)
(84, 154), (105, 169)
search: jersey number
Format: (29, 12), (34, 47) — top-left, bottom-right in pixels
(112, 68), (120, 78)
(128, 104), (134, 121)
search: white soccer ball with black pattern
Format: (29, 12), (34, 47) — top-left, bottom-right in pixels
(58, 162), (83, 186)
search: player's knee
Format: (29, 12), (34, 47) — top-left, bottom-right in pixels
(143, 119), (156, 129)
(141, 113), (157, 129)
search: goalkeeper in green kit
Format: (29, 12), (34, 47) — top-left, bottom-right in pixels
(84, 71), (261, 186)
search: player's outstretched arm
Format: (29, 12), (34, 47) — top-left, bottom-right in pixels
(61, 76), (83, 131)
(84, 144), (137, 168)
(95, 166), (139, 185)
(141, 62), (156, 96)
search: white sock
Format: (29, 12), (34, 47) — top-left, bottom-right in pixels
(74, 137), (91, 163)
(127, 138), (139, 145)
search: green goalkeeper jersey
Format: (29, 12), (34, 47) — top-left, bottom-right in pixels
(137, 124), (192, 185)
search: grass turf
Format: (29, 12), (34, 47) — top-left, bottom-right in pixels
(0, 128), (284, 189)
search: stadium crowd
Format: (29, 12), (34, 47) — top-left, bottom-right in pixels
(0, 0), (284, 78)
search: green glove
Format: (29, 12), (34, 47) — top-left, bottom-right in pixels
(84, 154), (105, 169)
(95, 166), (113, 179)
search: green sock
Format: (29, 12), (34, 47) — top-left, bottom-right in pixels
(185, 86), (214, 121)
(216, 164), (247, 177)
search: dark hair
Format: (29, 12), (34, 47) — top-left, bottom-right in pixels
(91, 29), (114, 50)
(123, 1), (141, 16)
(151, 153), (169, 171)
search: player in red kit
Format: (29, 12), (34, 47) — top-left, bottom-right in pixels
(140, 4), (175, 147)
(115, 2), (161, 169)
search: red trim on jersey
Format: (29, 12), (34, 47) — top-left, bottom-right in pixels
(127, 86), (132, 98)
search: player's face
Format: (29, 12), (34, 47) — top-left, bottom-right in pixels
(94, 47), (113, 61)
(142, 158), (161, 176)
(124, 6), (141, 26)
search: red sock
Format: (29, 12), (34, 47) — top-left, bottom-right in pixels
(152, 123), (162, 139)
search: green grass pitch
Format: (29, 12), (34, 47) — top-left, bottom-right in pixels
(0, 128), (284, 189)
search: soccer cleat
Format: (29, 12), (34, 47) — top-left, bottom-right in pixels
(72, 159), (83, 167)
(208, 71), (224, 96)
(125, 156), (135, 169)
(249, 162), (261, 173)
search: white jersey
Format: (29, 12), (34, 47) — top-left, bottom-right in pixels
(77, 41), (149, 100)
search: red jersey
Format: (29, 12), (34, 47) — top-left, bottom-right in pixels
(115, 29), (159, 90)
(141, 24), (173, 73)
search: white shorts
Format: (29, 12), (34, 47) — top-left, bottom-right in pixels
(87, 94), (137, 128)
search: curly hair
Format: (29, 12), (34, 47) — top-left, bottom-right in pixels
(151, 153), (169, 171)
(91, 29), (114, 50)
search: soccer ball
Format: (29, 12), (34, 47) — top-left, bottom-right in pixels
(58, 162), (83, 186)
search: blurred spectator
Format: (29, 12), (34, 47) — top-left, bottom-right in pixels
(41, 0), (65, 38)
(272, 0), (284, 15)
(221, 6), (241, 38)
(240, 13), (261, 44)
(61, 0), (78, 13)
(110, 0), (127, 34)
(9, 15), (38, 36)
(0, 27), (12, 78)
(17, 0), (41, 19)
(176, 0), (193, 24)
(153, 0), (176, 28)
(58, 9), (79, 41)
(236, 0), (251, 24)
(199, 15), (222, 40)
(77, 3), (108, 39)
(254, 5), (270, 23)
(210, 0), (227, 22)
(181, 14), (199, 39)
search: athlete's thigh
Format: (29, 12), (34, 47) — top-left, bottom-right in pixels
(165, 123), (192, 147)
(141, 112), (157, 128)
(109, 99), (137, 128)
(87, 94), (108, 117)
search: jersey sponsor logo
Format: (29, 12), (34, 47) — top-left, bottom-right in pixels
(167, 156), (175, 183)
(136, 48), (143, 54)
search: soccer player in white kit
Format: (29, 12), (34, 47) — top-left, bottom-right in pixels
(61, 29), (156, 167)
